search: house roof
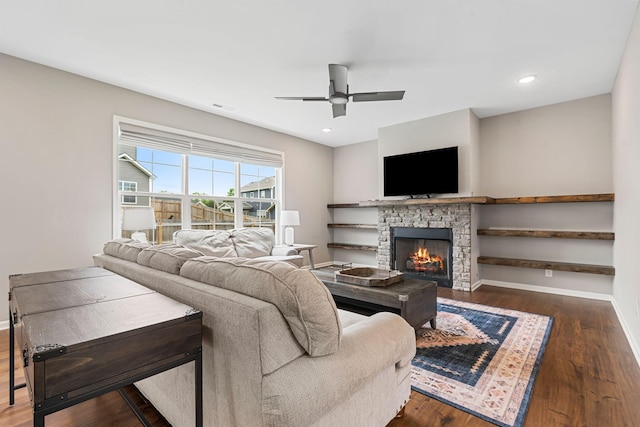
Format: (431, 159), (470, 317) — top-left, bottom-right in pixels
(118, 153), (153, 178)
(241, 176), (275, 193)
(1, 1), (638, 147)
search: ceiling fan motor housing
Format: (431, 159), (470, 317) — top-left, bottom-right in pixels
(329, 93), (349, 104)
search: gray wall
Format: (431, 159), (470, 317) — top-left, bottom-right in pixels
(612, 2), (640, 362)
(478, 94), (612, 197)
(0, 53), (333, 324)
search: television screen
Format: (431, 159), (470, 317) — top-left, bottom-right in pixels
(383, 146), (458, 197)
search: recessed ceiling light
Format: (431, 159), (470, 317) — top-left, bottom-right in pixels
(322, 128), (332, 133)
(517, 74), (537, 84)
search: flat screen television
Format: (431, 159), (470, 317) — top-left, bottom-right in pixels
(383, 146), (458, 197)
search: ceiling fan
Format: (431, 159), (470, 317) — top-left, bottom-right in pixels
(275, 64), (405, 118)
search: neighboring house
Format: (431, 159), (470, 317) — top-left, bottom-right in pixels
(240, 176), (276, 219)
(117, 147), (153, 207)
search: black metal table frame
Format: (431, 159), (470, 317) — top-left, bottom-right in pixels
(9, 307), (203, 427)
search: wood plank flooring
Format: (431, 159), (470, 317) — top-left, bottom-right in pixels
(2, 285), (639, 426)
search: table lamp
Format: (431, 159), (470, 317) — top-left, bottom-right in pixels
(280, 210), (300, 246)
(122, 207), (156, 243)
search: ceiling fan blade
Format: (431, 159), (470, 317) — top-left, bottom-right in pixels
(275, 96), (328, 101)
(328, 64), (348, 95)
(332, 103), (346, 118)
(351, 91), (405, 102)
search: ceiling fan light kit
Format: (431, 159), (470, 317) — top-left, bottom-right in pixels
(276, 64), (405, 118)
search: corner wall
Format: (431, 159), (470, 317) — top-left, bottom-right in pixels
(612, 1), (640, 362)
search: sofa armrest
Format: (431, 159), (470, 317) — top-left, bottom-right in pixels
(262, 312), (416, 426)
(271, 245), (299, 257)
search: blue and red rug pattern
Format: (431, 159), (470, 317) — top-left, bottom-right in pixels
(411, 298), (553, 427)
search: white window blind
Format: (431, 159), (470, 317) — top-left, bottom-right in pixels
(118, 122), (283, 167)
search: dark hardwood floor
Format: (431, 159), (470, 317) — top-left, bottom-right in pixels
(2, 285), (639, 426)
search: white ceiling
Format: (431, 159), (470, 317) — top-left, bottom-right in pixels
(1, 1), (638, 147)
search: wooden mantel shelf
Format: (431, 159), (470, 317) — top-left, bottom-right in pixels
(478, 256), (615, 276)
(358, 196), (495, 207)
(332, 193), (614, 208)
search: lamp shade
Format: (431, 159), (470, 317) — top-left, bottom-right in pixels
(122, 207), (157, 231)
(280, 210), (300, 226)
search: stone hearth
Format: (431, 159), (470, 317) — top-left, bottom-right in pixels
(377, 204), (472, 291)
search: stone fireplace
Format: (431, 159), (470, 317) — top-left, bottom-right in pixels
(377, 203), (472, 291)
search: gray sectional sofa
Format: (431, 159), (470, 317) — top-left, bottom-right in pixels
(94, 230), (416, 427)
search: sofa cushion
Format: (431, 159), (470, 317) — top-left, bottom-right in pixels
(231, 228), (274, 258)
(103, 238), (150, 262)
(180, 257), (341, 356)
(137, 244), (204, 275)
(173, 229), (238, 257)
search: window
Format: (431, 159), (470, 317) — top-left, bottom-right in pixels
(118, 181), (137, 204)
(116, 120), (283, 243)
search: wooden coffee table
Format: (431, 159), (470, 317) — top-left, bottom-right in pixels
(313, 266), (437, 329)
(9, 267), (203, 427)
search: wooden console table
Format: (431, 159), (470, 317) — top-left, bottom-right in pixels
(313, 266), (437, 329)
(8, 267), (203, 427)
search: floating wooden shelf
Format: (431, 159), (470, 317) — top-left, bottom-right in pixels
(477, 229), (615, 240)
(477, 256), (615, 276)
(327, 243), (378, 252)
(494, 193), (614, 204)
(328, 223), (377, 229)
(358, 196), (495, 207)
(327, 203), (367, 208)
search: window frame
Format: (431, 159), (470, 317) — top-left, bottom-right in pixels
(113, 116), (286, 242)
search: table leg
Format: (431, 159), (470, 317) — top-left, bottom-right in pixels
(307, 248), (315, 269)
(195, 352), (203, 427)
(33, 413), (44, 427)
(9, 307), (14, 405)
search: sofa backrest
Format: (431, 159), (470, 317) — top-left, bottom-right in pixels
(173, 228), (275, 258)
(180, 257), (342, 356)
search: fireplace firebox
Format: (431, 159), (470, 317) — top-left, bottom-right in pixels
(391, 227), (453, 288)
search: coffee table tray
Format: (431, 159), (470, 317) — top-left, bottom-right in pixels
(336, 267), (404, 287)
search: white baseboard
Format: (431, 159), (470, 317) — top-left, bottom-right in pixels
(479, 279), (640, 369)
(479, 279), (613, 301)
(610, 298), (640, 369)
(471, 280), (483, 291)
(0, 320), (9, 331)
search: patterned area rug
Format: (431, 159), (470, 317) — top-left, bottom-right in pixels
(412, 298), (553, 427)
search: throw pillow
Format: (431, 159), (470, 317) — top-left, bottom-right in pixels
(231, 227), (274, 258)
(173, 229), (238, 257)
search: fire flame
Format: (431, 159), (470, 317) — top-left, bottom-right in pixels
(409, 246), (444, 272)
